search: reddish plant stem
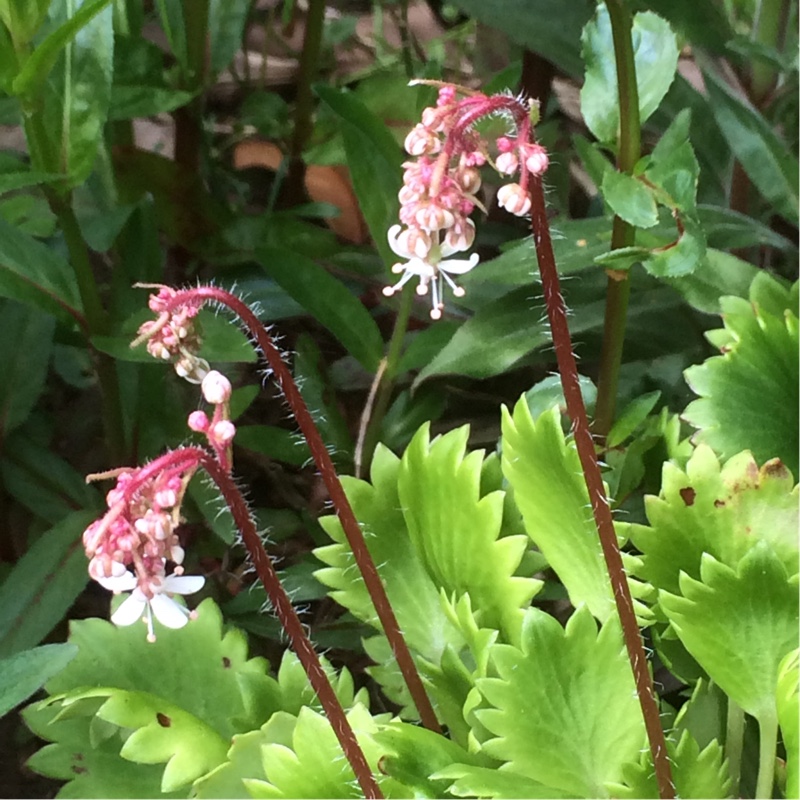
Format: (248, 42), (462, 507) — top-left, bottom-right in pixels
(199, 452), (383, 799)
(163, 287), (442, 734)
(527, 176), (675, 799)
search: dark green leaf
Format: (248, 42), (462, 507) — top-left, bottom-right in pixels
(315, 84), (402, 267)
(1, 431), (101, 523)
(208, 0), (249, 75)
(601, 169), (659, 228)
(414, 287), (550, 384)
(256, 245), (383, 372)
(581, 6), (679, 142)
(461, 217), (613, 290)
(0, 215), (82, 323)
(0, 510), (95, 657)
(450, 0), (594, 78)
(607, 391), (661, 448)
(235, 425), (310, 467)
(108, 86), (194, 121)
(702, 65), (799, 222)
(645, 220), (706, 278)
(0, 644), (78, 718)
(646, 109), (700, 212)
(56, 0), (114, 184)
(663, 248), (758, 314)
(0, 300), (55, 436)
(12, 0), (114, 97)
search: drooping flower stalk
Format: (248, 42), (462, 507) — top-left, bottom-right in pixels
(395, 83), (675, 799)
(84, 325), (385, 796)
(133, 284), (442, 734)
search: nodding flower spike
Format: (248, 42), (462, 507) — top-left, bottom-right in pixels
(388, 83), (548, 319)
(83, 448), (205, 641)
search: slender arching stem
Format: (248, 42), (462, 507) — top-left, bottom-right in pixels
(199, 451), (383, 799)
(153, 286), (442, 734)
(527, 174), (675, 800)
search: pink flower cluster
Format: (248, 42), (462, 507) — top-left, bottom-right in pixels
(132, 285), (209, 383)
(82, 289), (246, 641)
(83, 451), (202, 641)
(385, 83), (549, 318)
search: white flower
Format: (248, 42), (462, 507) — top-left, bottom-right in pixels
(384, 225), (479, 319)
(104, 573), (205, 642)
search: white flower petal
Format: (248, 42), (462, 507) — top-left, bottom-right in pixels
(150, 594), (190, 629)
(111, 592), (147, 626)
(439, 253), (480, 275)
(387, 225), (412, 259)
(96, 572), (137, 592)
(163, 574), (205, 595)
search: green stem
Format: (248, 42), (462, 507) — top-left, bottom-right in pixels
(750, 0), (785, 104)
(286, 0), (326, 202)
(360, 284), (414, 471)
(755, 712), (779, 798)
(593, 0), (641, 437)
(52, 195), (126, 460)
(726, 698), (745, 796)
(397, 0), (415, 78)
(22, 107), (126, 459)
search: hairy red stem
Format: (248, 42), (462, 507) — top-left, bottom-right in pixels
(199, 452), (383, 798)
(527, 177), (675, 799)
(163, 287), (441, 734)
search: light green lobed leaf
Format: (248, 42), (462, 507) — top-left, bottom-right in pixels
(397, 424), (539, 639)
(193, 650), (366, 799)
(501, 399), (649, 623)
(629, 444), (799, 603)
(433, 763), (572, 799)
(52, 688), (230, 792)
(660, 543), (799, 723)
(315, 444), (466, 662)
(777, 649), (799, 799)
(23, 701), (186, 799)
(244, 704), (409, 799)
(23, 600), (274, 794)
(315, 431), (540, 648)
(684, 279), (799, 477)
(45, 599), (268, 740)
(375, 720), (488, 798)
(606, 728), (732, 798)
(475, 606), (645, 798)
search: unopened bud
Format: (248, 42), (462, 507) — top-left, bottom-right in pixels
(212, 420), (236, 445)
(188, 410), (210, 432)
(497, 183), (531, 217)
(201, 371), (232, 405)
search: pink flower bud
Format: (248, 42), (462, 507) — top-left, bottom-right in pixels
(524, 144), (549, 175)
(155, 488), (177, 508)
(495, 152), (519, 176)
(188, 410), (210, 432)
(201, 371), (232, 405)
(211, 420), (236, 445)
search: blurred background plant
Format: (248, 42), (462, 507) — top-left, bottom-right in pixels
(0, 0), (796, 797)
